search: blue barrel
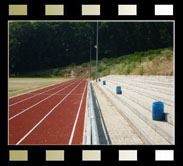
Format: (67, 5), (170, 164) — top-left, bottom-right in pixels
(116, 86), (122, 94)
(103, 80), (106, 85)
(98, 78), (101, 82)
(152, 101), (164, 121)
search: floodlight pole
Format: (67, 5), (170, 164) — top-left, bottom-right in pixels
(96, 22), (99, 82)
(89, 37), (92, 80)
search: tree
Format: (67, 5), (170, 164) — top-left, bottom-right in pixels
(9, 22), (173, 76)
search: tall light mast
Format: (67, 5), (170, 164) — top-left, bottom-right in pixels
(96, 22), (99, 82)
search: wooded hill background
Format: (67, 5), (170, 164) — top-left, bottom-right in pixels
(9, 22), (173, 76)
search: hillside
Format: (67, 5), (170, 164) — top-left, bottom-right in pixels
(9, 22), (173, 76)
(97, 47), (173, 77)
(16, 48), (173, 78)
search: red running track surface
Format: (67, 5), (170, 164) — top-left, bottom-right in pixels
(9, 79), (88, 145)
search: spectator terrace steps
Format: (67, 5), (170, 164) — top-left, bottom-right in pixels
(94, 75), (174, 145)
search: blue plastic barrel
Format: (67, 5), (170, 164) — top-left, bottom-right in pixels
(98, 78), (101, 82)
(103, 80), (106, 85)
(152, 101), (164, 121)
(116, 86), (122, 94)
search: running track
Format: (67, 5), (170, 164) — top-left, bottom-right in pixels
(9, 79), (88, 145)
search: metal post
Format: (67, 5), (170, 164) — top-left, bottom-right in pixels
(90, 37), (92, 80)
(96, 22), (98, 82)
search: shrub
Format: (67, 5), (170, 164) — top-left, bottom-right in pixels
(101, 70), (109, 76)
(52, 69), (60, 76)
(91, 60), (96, 66)
(102, 58), (109, 63)
(148, 54), (156, 61)
(81, 63), (88, 67)
(145, 49), (155, 55)
(139, 66), (144, 75)
(124, 65), (132, 74)
(154, 48), (164, 54)
(131, 62), (136, 69)
(161, 49), (172, 57)
(128, 55), (142, 63)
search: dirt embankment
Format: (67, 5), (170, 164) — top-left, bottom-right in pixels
(63, 67), (89, 78)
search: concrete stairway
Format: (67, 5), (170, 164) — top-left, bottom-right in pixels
(95, 75), (174, 145)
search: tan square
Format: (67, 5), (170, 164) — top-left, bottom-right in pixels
(9, 150), (28, 161)
(45, 5), (64, 15)
(46, 150), (64, 161)
(9, 5), (27, 16)
(82, 5), (100, 16)
(82, 150), (101, 161)
(118, 5), (137, 15)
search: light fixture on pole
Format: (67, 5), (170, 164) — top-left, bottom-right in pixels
(96, 22), (99, 82)
(89, 37), (92, 80)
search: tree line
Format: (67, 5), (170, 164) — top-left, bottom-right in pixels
(9, 22), (173, 76)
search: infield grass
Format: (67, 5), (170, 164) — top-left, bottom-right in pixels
(9, 77), (71, 98)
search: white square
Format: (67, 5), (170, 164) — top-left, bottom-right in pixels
(155, 150), (174, 161)
(155, 5), (173, 16)
(119, 150), (137, 161)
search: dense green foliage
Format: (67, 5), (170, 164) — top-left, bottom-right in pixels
(95, 48), (173, 76)
(17, 48), (173, 78)
(9, 22), (173, 76)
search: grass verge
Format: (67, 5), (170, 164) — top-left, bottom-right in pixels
(9, 77), (71, 98)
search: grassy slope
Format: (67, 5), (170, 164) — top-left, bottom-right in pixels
(14, 48), (173, 79)
(97, 48), (173, 77)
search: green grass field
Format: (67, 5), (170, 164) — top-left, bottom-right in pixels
(9, 77), (71, 98)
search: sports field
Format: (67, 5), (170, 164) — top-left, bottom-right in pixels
(9, 78), (71, 98)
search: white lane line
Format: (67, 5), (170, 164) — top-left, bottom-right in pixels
(68, 80), (88, 145)
(16, 80), (84, 145)
(24, 93), (83, 96)
(9, 79), (74, 107)
(9, 80), (79, 120)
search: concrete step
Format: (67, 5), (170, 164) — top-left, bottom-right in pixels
(92, 82), (144, 145)
(103, 82), (174, 144)
(97, 82), (170, 145)
(106, 75), (173, 88)
(106, 76), (173, 96)
(104, 80), (174, 125)
(106, 75), (174, 83)
(105, 79), (174, 107)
